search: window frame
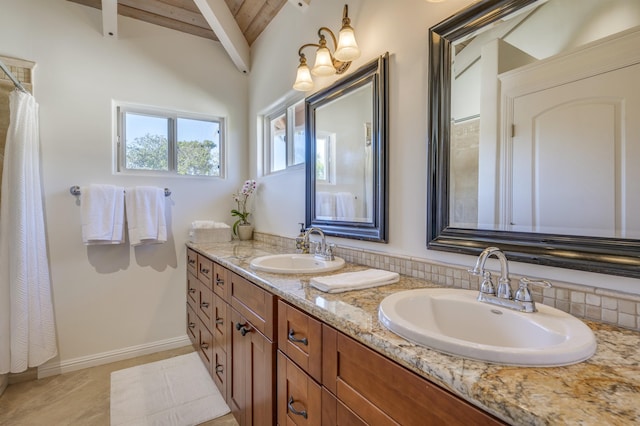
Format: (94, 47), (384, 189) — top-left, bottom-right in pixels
(263, 98), (306, 175)
(115, 103), (226, 178)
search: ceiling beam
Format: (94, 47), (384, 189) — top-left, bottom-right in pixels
(101, 0), (118, 37)
(193, 0), (251, 74)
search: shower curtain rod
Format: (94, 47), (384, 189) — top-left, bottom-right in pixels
(0, 59), (28, 93)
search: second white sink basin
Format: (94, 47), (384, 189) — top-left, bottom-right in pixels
(378, 288), (597, 366)
(250, 254), (345, 274)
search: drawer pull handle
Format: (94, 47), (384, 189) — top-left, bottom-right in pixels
(201, 302), (209, 308)
(188, 287), (196, 294)
(215, 278), (224, 286)
(201, 268), (210, 274)
(235, 322), (251, 336)
(200, 342), (209, 349)
(215, 364), (224, 373)
(288, 329), (308, 346)
(287, 396), (308, 419)
(216, 318), (224, 325)
(188, 259), (196, 264)
(188, 322), (196, 329)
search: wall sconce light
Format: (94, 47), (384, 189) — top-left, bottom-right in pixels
(293, 4), (361, 91)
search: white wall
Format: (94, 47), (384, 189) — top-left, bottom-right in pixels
(0, 0), (248, 371)
(249, 0), (640, 295)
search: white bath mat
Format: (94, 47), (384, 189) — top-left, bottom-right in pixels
(110, 351), (230, 426)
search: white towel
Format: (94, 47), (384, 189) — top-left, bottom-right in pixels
(335, 192), (356, 219)
(310, 269), (400, 293)
(125, 186), (167, 246)
(316, 191), (336, 217)
(80, 184), (125, 245)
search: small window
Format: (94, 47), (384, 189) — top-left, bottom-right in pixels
(264, 99), (305, 174)
(117, 104), (224, 177)
(316, 132), (336, 184)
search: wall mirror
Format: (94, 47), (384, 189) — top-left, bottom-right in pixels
(306, 53), (388, 242)
(427, 0), (640, 278)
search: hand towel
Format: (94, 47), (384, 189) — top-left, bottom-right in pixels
(335, 192), (356, 219)
(316, 191), (336, 217)
(310, 269), (400, 293)
(80, 184), (125, 245)
(125, 186), (167, 246)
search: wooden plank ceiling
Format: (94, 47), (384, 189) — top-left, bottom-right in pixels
(68, 0), (287, 45)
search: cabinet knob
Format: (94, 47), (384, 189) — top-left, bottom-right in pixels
(188, 259), (196, 265)
(188, 322), (196, 329)
(188, 287), (196, 294)
(287, 396), (308, 419)
(200, 342), (209, 349)
(216, 318), (224, 325)
(288, 329), (309, 346)
(201, 302), (209, 308)
(235, 322), (251, 336)
(215, 278), (224, 286)
(215, 364), (224, 373)
(200, 268), (210, 274)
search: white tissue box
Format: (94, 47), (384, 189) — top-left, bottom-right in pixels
(188, 222), (231, 243)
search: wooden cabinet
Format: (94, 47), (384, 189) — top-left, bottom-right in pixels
(322, 325), (504, 426)
(229, 272), (277, 426)
(187, 249), (505, 426)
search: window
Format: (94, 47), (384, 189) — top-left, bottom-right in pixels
(316, 132), (336, 184)
(117, 104), (224, 177)
(265, 99), (305, 174)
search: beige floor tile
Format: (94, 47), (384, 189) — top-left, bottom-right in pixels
(0, 346), (237, 426)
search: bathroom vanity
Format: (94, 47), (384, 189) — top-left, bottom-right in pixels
(186, 241), (640, 425)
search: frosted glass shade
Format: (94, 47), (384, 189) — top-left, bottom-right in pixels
(311, 47), (336, 76)
(293, 63), (314, 91)
(334, 27), (360, 61)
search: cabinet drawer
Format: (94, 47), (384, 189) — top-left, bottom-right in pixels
(212, 343), (228, 401)
(198, 325), (214, 373)
(187, 272), (199, 308)
(198, 255), (214, 289)
(186, 303), (198, 348)
(277, 351), (322, 426)
(230, 272), (275, 341)
(278, 300), (322, 383)
(213, 293), (230, 351)
(213, 262), (230, 301)
(187, 248), (198, 276)
(198, 282), (214, 329)
(321, 388), (366, 426)
(322, 326), (505, 426)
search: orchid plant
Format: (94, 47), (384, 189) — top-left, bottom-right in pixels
(231, 179), (257, 236)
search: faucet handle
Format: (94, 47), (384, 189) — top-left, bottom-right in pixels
(515, 277), (552, 302)
(479, 271), (495, 295)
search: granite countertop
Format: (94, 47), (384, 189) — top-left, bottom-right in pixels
(188, 240), (640, 426)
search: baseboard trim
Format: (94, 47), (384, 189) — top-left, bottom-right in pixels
(37, 335), (191, 379)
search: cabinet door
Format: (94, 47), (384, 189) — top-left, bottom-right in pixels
(321, 388), (366, 426)
(323, 326), (504, 426)
(198, 280), (214, 330)
(198, 324), (214, 374)
(277, 351), (321, 426)
(278, 301), (322, 383)
(212, 343), (228, 401)
(187, 272), (198, 307)
(213, 293), (230, 353)
(230, 308), (276, 426)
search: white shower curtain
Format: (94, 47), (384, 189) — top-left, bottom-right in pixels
(0, 90), (57, 373)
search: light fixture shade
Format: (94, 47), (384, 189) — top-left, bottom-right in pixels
(293, 63), (314, 91)
(311, 46), (336, 76)
(334, 26), (360, 62)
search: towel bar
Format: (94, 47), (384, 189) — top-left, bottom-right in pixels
(69, 186), (171, 197)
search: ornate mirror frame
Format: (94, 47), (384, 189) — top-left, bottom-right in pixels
(427, 0), (640, 278)
(305, 53), (389, 242)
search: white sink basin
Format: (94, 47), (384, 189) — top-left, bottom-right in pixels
(250, 254), (345, 274)
(378, 288), (597, 366)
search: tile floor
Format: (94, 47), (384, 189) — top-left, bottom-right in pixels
(0, 346), (238, 426)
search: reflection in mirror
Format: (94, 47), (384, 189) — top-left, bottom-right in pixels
(306, 53), (388, 242)
(428, 0), (640, 277)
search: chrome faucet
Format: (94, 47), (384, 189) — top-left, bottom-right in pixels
(469, 247), (551, 313)
(303, 227), (335, 261)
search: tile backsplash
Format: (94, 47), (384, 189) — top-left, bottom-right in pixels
(254, 232), (640, 332)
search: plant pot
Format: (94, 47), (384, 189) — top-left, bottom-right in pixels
(237, 224), (254, 241)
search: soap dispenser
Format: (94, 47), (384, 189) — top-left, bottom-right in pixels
(295, 223), (309, 253)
